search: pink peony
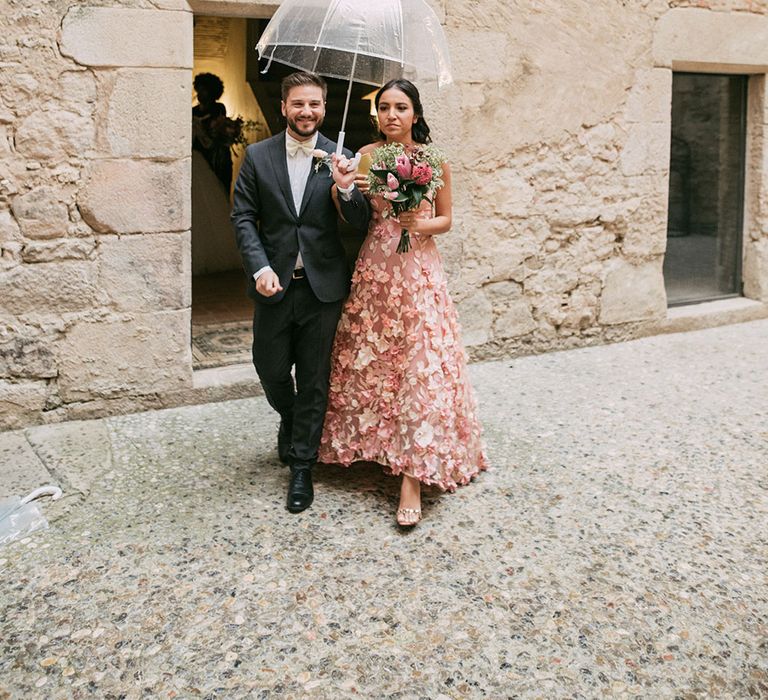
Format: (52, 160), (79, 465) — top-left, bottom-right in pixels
(383, 191), (399, 200)
(386, 172), (399, 190)
(412, 162), (432, 185)
(395, 154), (412, 179)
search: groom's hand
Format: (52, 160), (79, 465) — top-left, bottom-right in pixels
(331, 153), (357, 190)
(256, 270), (283, 297)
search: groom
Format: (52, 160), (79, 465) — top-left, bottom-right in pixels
(231, 71), (369, 513)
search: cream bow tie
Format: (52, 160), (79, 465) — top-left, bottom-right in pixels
(286, 138), (315, 158)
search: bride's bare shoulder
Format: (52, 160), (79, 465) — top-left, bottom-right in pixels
(359, 141), (384, 155)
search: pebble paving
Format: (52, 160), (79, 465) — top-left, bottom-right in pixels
(0, 320), (767, 698)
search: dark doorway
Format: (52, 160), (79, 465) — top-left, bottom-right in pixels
(664, 73), (747, 306)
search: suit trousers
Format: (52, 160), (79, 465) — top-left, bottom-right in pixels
(251, 277), (343, 468)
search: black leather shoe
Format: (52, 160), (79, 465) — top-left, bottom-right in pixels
(277, 419), (292, 464)
(286, 468), (313, 513)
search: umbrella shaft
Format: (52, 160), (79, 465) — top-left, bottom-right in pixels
(336, 50), (359, 156)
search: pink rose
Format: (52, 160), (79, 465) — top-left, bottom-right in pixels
(395, 154), (412, 179)
(386, 172), (399, 190)
(412, 162), (432, 185)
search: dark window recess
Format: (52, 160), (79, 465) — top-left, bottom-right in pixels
(664, 73), (747, 306)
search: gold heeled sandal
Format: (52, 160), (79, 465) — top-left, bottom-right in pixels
(396, 507), (422, 527)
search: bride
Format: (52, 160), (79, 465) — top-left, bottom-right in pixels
(321, 78), (487, 526)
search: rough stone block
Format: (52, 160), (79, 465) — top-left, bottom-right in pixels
(449, 29), (510, 83)
(654, 9), (768, 71)
(60, 7), (193, 68)
(599, 259), (667, 325)
(11, 187), (70, 239)
(58, 70), (97, 117)
(56, 310), (192, 402)
(0, 247), (21, 270)
(493, 300), (537, 339)
(561, 287), (599, 331)
(525, 266), (581, 296)
(454, 2), (648, 152)
(622, 227), (667, 259)
(0, 73), (39, 111)
(622, 195), (668, 259)
(581, 123), (619, 162)
(0, 126), (12, 157)
(78, 159), (190, 234)
(0, 261), (100, 315)
(620, 123), (670, 177)
(485, 280), (523, 301)
(0, 323), (57, 380)
(21, 238), (96, 263)
(625, 68), (672, 124)
(0, 379), (47, 431)
(456, 292), (493, 346)
(150, 0), (192, 9)
(98, 232), (191, 312)
(468, 170), (534, 219)
(0, 209), (21, 246)
(107, 69), (191, 158)
(743, 238), (768, 301)
(14, 108), (95, 161)
(747, 75), (767, 131)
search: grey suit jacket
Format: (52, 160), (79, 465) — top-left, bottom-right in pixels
(230, 131), (370, 304)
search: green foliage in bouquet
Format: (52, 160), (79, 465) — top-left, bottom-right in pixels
(367, 143), (445, 253)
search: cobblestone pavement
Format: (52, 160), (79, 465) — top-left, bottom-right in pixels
(1, 321), (767, 699)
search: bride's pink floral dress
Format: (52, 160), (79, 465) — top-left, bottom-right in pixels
(318, 192), (488, 491)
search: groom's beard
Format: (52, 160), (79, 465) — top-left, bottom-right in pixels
(287, 114), (324, 139)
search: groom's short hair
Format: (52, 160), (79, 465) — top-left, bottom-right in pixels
(281, 71), (328, 101)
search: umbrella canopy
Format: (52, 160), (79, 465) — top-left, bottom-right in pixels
(257, 0), (453, 88)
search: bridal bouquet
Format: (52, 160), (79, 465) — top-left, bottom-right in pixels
(367, 143), (444, 253)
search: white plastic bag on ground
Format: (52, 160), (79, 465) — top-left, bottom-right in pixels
(0, 485), (63, 547)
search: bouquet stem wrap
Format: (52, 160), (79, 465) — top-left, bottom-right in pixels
(397, 229), (411, 254)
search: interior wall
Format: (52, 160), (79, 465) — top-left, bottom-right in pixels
(194, 17), (271, 185)
(192, 16), (271, 275)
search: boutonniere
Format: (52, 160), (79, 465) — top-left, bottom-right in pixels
(312, 149), (333, 173)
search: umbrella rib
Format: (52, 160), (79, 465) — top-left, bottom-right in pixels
(257, 41), (414, 66)
(399, 1), (405, 68)
(313, 0), (341, 52)
(260, 44), (277, 74)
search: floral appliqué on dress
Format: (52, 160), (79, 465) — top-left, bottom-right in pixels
(318, 196), (488, 491)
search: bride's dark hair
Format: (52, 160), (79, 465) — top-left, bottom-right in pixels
(374, 79), (432, 144)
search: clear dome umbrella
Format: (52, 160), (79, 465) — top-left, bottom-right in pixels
(256, 0), (453, 154)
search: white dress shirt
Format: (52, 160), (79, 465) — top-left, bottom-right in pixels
(253, 132), (318, 283)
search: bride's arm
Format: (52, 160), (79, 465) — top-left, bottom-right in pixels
(398, 161), (452, 236)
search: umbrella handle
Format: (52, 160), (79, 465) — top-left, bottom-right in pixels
(20, 485), (63, 505)
(336, 132), (346, 156)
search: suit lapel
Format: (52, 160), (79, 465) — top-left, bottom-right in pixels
(299, 133), (333, 217)
(268, 132), (298, 219)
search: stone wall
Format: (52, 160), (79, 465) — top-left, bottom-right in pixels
(0, 1), (194, 429)
(1, 0), (768, 430)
